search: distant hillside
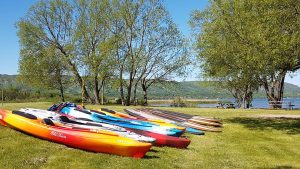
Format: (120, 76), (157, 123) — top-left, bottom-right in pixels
(145, 81), (300, 99)
(0, 74), (18, 86)
(0, 74), (300, 99)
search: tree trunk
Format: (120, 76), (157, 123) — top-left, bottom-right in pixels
(141, 83), (148, 106)
(245, 90), (253, 109)
(94, 75), (101, 104)
(263, 70), (287, 109)
(241, 92), (247, 109)
(241, 86), (249, 109)
(125, 80), (132, 106)
(59, 80), (65, 102)
(58, 47), (93, 103)
(56, 69), (65, 102)
(230, 89), (242, 108)
(132, 82), (138, 106)
(119, 69), (125, 105)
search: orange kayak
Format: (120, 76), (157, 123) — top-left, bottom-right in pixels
(0, 109), (152, 158)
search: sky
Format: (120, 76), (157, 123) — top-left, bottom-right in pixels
(0, 0), (299, 86)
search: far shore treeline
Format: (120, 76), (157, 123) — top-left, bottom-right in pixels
(1, 74), (300, 106)
(6, 0), (300, 108)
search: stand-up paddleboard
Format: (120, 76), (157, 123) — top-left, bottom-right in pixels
(0, 110), (152, 158)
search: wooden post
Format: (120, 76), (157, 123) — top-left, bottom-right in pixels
(1, 88), (3, 107)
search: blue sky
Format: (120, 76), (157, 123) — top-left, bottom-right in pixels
(0, 0), (299, 86)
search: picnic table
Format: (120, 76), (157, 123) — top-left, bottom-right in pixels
(268, 101), (295, 110)
(216, 103), (235, 109)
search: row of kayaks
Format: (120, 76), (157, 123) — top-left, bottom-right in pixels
(0, 103), (222, 158)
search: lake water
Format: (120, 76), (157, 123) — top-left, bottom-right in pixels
(150, 98), (300, 109)
(198, 98), (300, 109)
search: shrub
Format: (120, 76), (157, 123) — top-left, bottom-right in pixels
(171, 97), (187, 107)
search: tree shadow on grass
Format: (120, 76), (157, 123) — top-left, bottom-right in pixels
(226, 117), (300, 135)
(258, 165), (294, 169)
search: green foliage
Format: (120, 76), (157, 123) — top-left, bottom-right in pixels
(16, 0), (189, 105)
(108, 0), (189, 105)
(190, 0), (300, 108)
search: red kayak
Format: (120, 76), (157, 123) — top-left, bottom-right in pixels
(126, 128), (190, 149)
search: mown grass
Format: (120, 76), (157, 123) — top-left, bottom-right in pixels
(0, 102), (299, 169)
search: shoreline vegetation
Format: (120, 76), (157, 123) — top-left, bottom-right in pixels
(148, 98), (230, 107)
(148, 99), (220, 104)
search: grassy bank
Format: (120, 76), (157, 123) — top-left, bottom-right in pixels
(0, 102), (299, 169)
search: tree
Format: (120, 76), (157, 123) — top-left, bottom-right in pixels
(111, 0), (188, 106)
(17, 0), (93, 103)
(18, 45), (69, 102)
(74, 0), (116, 104)
(191, 0), (300, 108)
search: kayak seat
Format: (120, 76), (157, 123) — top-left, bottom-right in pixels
(59, 116), (84, 125)
(59, 116), (71, 123)
(42, 118), (55, 126)
(12, 110), (37, 120)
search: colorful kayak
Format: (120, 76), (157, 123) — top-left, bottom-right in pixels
(0, 110), (152, 158)
(19, 108), (156, 143)
(59, 107), (183, 136)
(126, 128), (191, 149)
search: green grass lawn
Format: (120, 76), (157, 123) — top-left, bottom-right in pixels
(0, 102), (299, 169)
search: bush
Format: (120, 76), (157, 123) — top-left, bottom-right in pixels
(136, 99), (147, 106)
(72, 97), (82, 103)
(115, 98), (122, 104)
(171, 97), (187, 107)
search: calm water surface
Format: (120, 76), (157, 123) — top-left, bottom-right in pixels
(198, 98), (300, 108)
(149, 98), (300, 108)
